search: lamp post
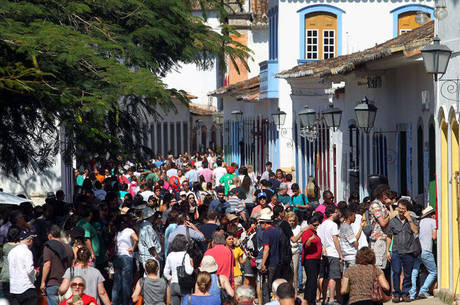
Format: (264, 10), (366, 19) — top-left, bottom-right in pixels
(321, 104), (343, 131)
(354, 97), (377, 133)
(231, 110), (243, 121)
(421, 36), (452, 81)
(271, 108), (287, 129)
(298, 106), (317, 128)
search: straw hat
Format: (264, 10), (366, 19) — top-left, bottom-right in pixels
(421, 206), (435, 218)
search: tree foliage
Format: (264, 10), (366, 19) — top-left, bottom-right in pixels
(0, 0), (251, 176)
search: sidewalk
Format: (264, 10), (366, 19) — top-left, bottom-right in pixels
(387, 297), (446, 304)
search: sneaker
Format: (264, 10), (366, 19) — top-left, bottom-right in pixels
(392, 297), (401, 303)
(402, 296), (412, 302)
(417, 293), (429, 299)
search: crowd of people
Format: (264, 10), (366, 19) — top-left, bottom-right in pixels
(0, 151), (438, 305)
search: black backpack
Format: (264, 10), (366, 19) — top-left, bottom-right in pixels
(273, 220), (292, 265)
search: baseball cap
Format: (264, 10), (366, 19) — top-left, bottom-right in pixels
(19, 230), (37, 241)
(180, 191), (187, 196)
(257, 192), (267, 199)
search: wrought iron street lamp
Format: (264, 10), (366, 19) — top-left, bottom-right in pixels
(194, 119), (203, 129)
(298, 106), (317, 128)
(421, 36), (452, 81)
(213, 113), (223, 125)
(321, 104), (342, 130)
(354, 97), (377, 133)
(271, 108), (287, 129)
(231, 110), (243, 121)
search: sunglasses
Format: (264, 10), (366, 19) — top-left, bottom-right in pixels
(71, 283), (85, 288)
(312, 223), (319, 227)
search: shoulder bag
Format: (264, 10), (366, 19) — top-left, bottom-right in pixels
(217, 275), (233, 301)
(371, 266), (392, 303)
(176, 252), (196, 290)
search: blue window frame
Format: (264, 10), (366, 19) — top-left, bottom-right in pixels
(298, 4), (344, 65)
(390, 4), (434, 38)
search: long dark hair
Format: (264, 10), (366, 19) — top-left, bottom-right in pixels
(242, 176), (252, 194)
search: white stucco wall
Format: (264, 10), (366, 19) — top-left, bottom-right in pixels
(248, 28), (269, 78)
(289, 61), (434, 201)
(275, 0), (435, 172)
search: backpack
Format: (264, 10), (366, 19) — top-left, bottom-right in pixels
(273, 220), (292, 265)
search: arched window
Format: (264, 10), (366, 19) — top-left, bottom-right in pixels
(297, 5), (344, 64)
(391, 5), (434, 37)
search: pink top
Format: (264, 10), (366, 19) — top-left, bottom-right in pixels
(314, 203), (337, 222)
(199, 168), (213, 183)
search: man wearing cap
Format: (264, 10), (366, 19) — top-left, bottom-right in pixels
(251, 193), (268, 218)
(259, 208), (281, 304)
(409, 206), (437, 300)
(8, 230), (37, 305)
(138, 207), (162, 272)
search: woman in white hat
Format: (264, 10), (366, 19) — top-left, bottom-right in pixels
(199, 255), (234, 299)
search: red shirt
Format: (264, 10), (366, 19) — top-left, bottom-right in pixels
(60, 294), (98, 305)
(204, 244), (235, 282)
(301, 229), (322, 261)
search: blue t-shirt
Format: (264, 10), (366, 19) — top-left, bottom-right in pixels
(277, 193), (291, 205)
(209, 199), (229, 214)
(289, 194), (309, 212)
(182, 294), (221, 305)
(261, 226), (281, 267)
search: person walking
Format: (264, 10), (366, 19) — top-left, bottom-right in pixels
(132, 259), (167, 305)
(8, 230), (37, 305)
(341, 247), (390, 305)
(259, 208), (281, 304)
(182, 272), (221, 305)
(301, 214), (323, 305)
(317, 205), (343, 305)
(138, 207), (162, 271)
(164, 235), (194, 305)
(40, 225), (74, 305)
(59, 247), (111, 305)
(112, 214), (138, 305)
(368, 185), (391, 271)
(0, 226), (20, 303)
(409, 206), (437, 300)
(385, 199), (419, 303)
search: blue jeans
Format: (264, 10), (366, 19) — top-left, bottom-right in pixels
(112, 255), (134, 305)
(409, 251), (437, 299)
(391, 251), (416, 297)
(45, 286), (59, 305)
(298, 246), (303, 288)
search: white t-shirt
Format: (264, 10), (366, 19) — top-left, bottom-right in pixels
(317, 219), (340, 258)
(117, 228), (135, 257)
(141, 190), (155, 202)
(213, 167), (227, 186)
(419, 218), (436, 252)
(166, 168), (178, 178)
(351, 214), (368, 249)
